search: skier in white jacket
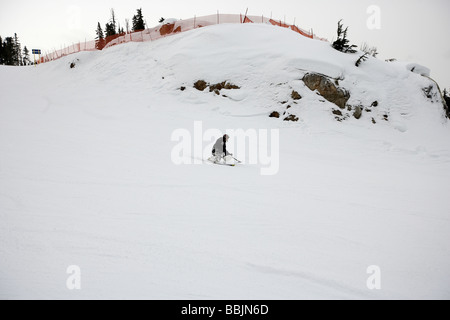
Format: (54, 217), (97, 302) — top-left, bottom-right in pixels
(211, 134), (232, 163)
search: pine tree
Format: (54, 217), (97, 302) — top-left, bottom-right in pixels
(105, 22), (116, 38)
(355, 52), (369, 67)
(332, 20), (357, 54)
(444, 89), (450, 118)
(13, 33), (22, 66)
(444, 89), (450, 106)
(2, 37), (15, 65)
(105, 9), (117, 38)
(159, 17), (165, 23)
(110, 8), (117, 34)
(95, 22), (105, 50)
(23, 46), (30, 65)
(132, 8), (145, 31)
(0, 36), (3, 65)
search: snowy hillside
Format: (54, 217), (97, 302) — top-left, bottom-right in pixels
(1, 23), (449, 299)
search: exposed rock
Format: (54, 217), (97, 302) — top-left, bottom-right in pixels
(284, 114), (299, 122)
(194, 80), (208, 91)
(422, 85), (434, 100)
(353, 106), (362, 119)
(269, 111), (280, 118)
(224, 82), (240, 90)
(407, 63), (430, 77)
(372, 117), (376, 124)
(209, 81), (240, 92)
(371, 101), (378, 107)
(302, 73), (350, 109)
(286, 105), (292, 109)
(422, 85), (440, 104)
(180, 86), (186, 91)
(160, 23), (175, 36)
(291, 90), (302, 100)
(332, 109), (342, 116)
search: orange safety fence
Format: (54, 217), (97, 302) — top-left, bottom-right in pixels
(41, 13), (328, 64)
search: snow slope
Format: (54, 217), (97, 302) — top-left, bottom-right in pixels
(1, 23), (450, 299)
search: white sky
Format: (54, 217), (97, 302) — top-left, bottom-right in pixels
(1, 0), (449, 88)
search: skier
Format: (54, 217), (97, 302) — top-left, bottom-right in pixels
(211, 134), (232, 163)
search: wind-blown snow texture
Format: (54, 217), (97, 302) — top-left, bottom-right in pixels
(1, 23), (449, 299)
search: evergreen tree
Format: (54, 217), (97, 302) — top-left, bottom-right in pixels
(159, 17), (165, 23)
(132, 8), (145, 31)
(2, 37), (15, 65)
(0, 36), (3, 65)
(444, 89), (450, 106)
(23, 46), (30, 65)
(332, 20), (357, 54)
(110, 8), (117, 33)
(105, 9), (117, 38)
(105, 22), (116, 38)
(0, 33), (28, 66)
(444, 89), (450, 118)
(95, 22), (105, 50)
(13, 33), (22, 66)
(355, 53), (369, 67)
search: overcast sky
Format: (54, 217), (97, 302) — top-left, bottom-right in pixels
(1, 0), (449, 88)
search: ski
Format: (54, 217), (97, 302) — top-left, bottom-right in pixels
(207, 159), (235, 166)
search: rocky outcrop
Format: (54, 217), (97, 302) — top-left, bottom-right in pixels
(302, 73), (350, 109)
(353, 106), (362, 119)
(193, 80), (240, 93)
(283, 114), (299, 122)
(291, 90), (302, 100)
(194, 80), (208, 91)
(160, 23), (175, 36)
(269, 111), (280, 118)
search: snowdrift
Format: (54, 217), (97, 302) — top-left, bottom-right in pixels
(1, 23), (449, 299)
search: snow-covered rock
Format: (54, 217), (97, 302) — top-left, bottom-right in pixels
(406, 63), (431, 77)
